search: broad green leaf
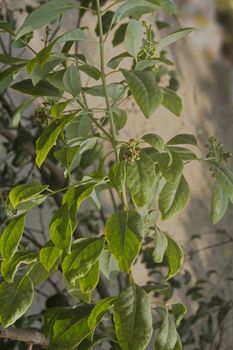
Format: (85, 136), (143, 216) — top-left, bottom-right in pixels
(0, 275), (34, 328)
(156, 313), (178, 350)
(65, 113), (92, 140)
(105, 211), (143, 272)
(49, 306), (93, 350)
(79, 261), (100, 294)
(39, 241), (62, 272)
(113, 109), (127, 130)
(63, 64), (81, 96)
(113, 0), (158, 23)
(62, 238), (104, 283)
(124, 19), (144, 58)
(9, 183), (48, 207)
(57, 28), (86, 43)
(158, 152), (183, 183)
(122, 69), (163, 118)
(162, 88), (182, 117)
(210, 183), (229, 224)
(99, 250), (119, 281)
(159, 175), (190, 220)
(12, 97), (36, 127)
(142, 133), (165, 152)
(165, 234), (184, 280)
(107, 52), (130, 69)
(54, 145), (80, 176)
(158, 27), (194, 51)
(36, 117), (72, 167)
(16, 0), (76, 39)
(88, 297), (116, 329)
(46, 69), (66, 90)
(11, 79), (61, 96)
(50, 203), (73, 252)
(153, 229), (168, 263)
(171, 303), (187, 326)
(109, 161), (127, 193)
(165, 146), (197, 161)
(28, 262), (56, 287)
(114, 284), (153, 350)
(126, 151), (156, 207)
(65, 279), (92, 304)
(1, 251), (37, 282)
(209, 160), (233, 201)
(0, 215), (26, 259)
(167, 134), (197, 146)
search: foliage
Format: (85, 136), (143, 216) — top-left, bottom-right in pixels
(0, 0), (233, 349)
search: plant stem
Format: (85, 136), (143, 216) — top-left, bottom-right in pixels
(96, 0), (119, 162)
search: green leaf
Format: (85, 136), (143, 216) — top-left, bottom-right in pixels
(28, 262), (55, 287)
(0, 53), (28, 65)
(36, 117), (72, 167)
(11, 79), (61, 96)
(0, 215), (26, 259)
(165, 234), (184, 280)
(88, 297), (116, 329)
(62, 238), (104, 283)
(147, 0), (176, 15)
(0, 275), (34, 328)
(158, 27), (194, 51)
(210, 183), (229, 224)
(156, 313), (178, 350)
(79, 64), (101, 80)
(1, 251), (37, 282)
(124, 19), (144, 58)
(63, 64), (81, 96)
(113, 109), (127, 130)
(109, 161), (126, 193)
(142, 133), (165, 152)
(113, 0), (158, 23)
(162, 88), (182, 117)
(9, 183), (48, 207)
(49, 306), (93, 350)
(50, 203), (73, 252)
(99, 250), (119, 281)
(153, 229), (168, 263)
(159, 175), (190, 220)
(12, 97), (36, 127)
(126, 151), (156, 207)
(105, 211), (143, 272)
(158, 152), (183, 183)
(0, 20), (15, 35)
(16, 0), (76, 39)
(135, 57), (173, 70)
(171, 303), (187, 326)
(107, 52), (130, 69)
(79, 262), (100, 294)
(39, 241), (62, 272)
(54, 145), (80, 176)
(57, 28), (86, 42)
(114, 284), (153, 350)
(167, 134), (197, 146)
(209, 160), (233, 201)
(121, 69), (163, 118)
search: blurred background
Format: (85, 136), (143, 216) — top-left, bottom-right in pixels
(1, 0), (233, 349)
